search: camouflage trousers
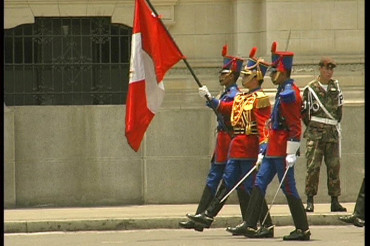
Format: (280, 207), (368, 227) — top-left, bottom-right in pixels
(304, 138), (341, 197)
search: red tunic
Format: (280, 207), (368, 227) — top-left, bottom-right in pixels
(212, 84), (239, 164)
(266, 81), (302, 157)
(218, 89), (271, 159)
(213, 131), (232, 163)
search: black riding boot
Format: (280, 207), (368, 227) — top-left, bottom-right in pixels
(187, 181), (229, 228)
(179, 185), (213, 231)
(225, 189), (250, 236)
(331, 196), (347, 212)
(236, 188), (250, 221)
(353, 179), (365, 220)
(243, 187), (265, 238)
(226, 195), (274, 238)
(305, 196), (314, 212)
(283, 195), (310, 241)
(352, 179), (365, 227)
(339, 178), (364, 227)
(254, 199), (274, 238)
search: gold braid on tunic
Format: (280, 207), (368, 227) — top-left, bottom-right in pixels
(231, 91), (270, 135)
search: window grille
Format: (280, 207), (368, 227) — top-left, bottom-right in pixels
(4, 17), (132, 105)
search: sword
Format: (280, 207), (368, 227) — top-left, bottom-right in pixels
(337, 123), (342, 158)
(219, 165), (257, 203)
(261, 166), (290, 226)
(285, 29), (291, 51)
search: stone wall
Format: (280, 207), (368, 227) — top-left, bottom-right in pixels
(4, 89), (364, 208)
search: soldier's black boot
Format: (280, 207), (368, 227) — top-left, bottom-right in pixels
(180, 185), (213, 232)
(283, 195), (311, 241)
(331, 196), (347, 212)
(226, 221), (248, 236)
(226, 187), (270, 238)
(339, 178), (364, 227)
(353, 217), (365, 227)
(353, 179), (365, 220)
(236, 188), (250, 221)
(254, 199), (274, 238)
(187, 181), (229, 229)
(338, 195), (363, 225)
(242, 187), (265, 238)
(339, 214), (356, 224)
(352, 179), (365, 227)
(178, 220), (207, 232)
(283, 228), (311, 241)
(225, 189), (250, 236)
(305, 196), (314, 212)
(255, 225), (274, 238)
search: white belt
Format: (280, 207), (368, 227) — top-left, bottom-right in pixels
(311, 116), (338, 125)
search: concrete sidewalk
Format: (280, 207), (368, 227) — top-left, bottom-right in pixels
(4, 203), (355, 233)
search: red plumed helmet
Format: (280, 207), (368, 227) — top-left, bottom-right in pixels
(249, 47), (258, 59)
(222, 44), (228, 57)
(271, 41), (278, 53)
(220, 44), (244, 73)
(270, 41), (294, 72)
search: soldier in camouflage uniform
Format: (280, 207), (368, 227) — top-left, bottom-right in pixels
(301, 57), (346, 213)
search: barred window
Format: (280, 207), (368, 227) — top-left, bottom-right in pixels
(4, 17), (132, 105)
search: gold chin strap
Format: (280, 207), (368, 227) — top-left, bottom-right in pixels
(242, 73), (256, 86)
(272, 71), (281, 84)
(243, 58), (265, 82)
(256, 69), (263, 81)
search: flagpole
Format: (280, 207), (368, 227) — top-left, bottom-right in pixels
(144, 0), (233, 137)
(145, 0), (202, 87)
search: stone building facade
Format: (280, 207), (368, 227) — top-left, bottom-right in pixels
(4, 0), (364, 208)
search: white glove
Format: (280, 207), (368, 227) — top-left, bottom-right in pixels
(285, 154), (297, 168)
(285, 140), (300, 168)
(198, 85), (211, 98)
(255, 153), (264, 170)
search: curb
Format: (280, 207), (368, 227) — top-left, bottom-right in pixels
(4, 214), (351, 233)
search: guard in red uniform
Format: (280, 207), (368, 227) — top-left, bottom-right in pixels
(242, 42), (311, 240)
(179, 45), (243, 231)
(187, 47), (273, 237)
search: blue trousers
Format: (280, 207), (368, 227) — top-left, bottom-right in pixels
(222, 159), (256, 194)
(206, 163), (226, 196)
(255, 157), (301, 199)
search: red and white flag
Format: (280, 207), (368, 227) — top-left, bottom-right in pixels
(125, 0), (185, 152)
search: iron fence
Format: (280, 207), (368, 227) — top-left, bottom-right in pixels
(4, 17), (132, 105)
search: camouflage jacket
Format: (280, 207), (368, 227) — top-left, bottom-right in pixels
(301, 77), (343, 141)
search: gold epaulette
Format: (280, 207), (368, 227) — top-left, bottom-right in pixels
(254, 91), (270, 108)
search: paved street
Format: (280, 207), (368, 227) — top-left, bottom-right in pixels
(4, 225), (364, 246)
(4, 203), (356, 233)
